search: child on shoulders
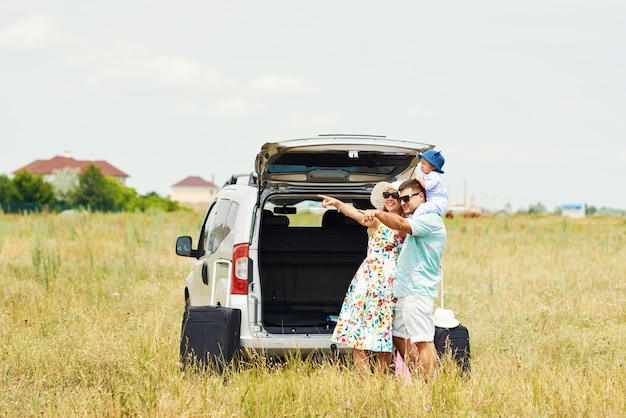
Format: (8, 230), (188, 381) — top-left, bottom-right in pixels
(412, 149), (448, 217)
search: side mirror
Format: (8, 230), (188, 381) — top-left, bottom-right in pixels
(176, 236), (193, 257)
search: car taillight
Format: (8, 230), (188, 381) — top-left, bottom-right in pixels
(230, 243), (249, 295)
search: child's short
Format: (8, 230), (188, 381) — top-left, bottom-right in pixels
(392, 294), (435, 343)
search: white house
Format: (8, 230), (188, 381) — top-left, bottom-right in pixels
(170, 175), (219, 204)
(562, 203), (585, 218)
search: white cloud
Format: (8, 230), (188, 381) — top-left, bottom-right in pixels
(110, 42), (148, 57)
(405, 105), (435, 118)
(250, 75), (311, 97)
(67, 43), (144, 68)
(71, 44), (237, 90)
(201, 70), (237, 89)
(210, 97), (263, 117)
(93, 55), (202, 87)
(0, 16), (57, 50)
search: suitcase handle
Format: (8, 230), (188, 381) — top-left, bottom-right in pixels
(439, 264), (444, 309)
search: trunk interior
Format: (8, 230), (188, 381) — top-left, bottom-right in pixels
(258, 210), (368, 334)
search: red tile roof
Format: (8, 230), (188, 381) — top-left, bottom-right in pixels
(172, 176), (218, 188)
(14, 156), (129, 178)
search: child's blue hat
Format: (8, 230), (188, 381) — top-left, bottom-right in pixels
(418, 149), (445, 173)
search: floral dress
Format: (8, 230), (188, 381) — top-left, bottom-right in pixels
(331, 223), (404, 352)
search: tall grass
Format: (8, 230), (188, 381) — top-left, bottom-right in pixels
(1, 211), (625, 416)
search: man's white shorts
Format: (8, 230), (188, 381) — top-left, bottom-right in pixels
(392, 294), (435, 343)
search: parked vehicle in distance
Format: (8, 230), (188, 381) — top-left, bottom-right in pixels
(175, 134), (434, 358)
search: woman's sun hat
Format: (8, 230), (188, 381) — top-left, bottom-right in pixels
(418, 149), (445, 173)
(370, 181), (394, 210)
(390, 180), (403, 190)
(433, 307), (460, 328)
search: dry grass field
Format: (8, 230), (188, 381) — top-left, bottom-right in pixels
(1, 210), (625, 417)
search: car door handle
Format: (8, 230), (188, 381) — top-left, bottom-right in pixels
(202, 262), (209, 285)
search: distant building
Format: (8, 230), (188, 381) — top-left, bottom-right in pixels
(562, 203), (585, 219)
(447, 195), (483, 216)
(170, 175), (219, 204)
(13, 153), (129, 184)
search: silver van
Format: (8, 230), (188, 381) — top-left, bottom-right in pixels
(175, 134), (433, 356)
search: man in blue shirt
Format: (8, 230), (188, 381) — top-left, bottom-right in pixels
(362, 178), (447, 382)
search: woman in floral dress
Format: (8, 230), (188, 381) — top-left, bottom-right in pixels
(318, 181), (404, 373)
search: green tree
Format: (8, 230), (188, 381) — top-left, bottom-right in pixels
(129, 191), (184, 212)
(585, 204), (597, 215)
(72, 164), (121, 209)
(0, 174), (18, 203)
(50, 167), (79, 204)
(103, 175), (137, 209)
(71, 164), (183, 212)
(527, 202), (547, 215)
(12, 171), (55, 204)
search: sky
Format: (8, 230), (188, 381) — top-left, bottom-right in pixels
(2, 1), (625, 211)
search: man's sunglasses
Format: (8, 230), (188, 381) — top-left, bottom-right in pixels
(382, 192), (400, 199)
(398, 192), (422, 203)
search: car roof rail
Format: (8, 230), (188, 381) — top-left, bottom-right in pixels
(317, 133), (387, 138)
(223, 172), (258, 187)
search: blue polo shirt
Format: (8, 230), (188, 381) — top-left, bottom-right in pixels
(393, 212), (446, 299)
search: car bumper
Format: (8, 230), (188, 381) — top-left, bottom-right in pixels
(239, 334), (349, 356)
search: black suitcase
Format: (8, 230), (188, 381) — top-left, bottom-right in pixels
(434, 323), (471, 375)
(433, 266), (471, 375)
(180, 305), (241, 371)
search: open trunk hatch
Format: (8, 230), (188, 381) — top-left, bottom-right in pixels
(255, 134), (433, 187)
